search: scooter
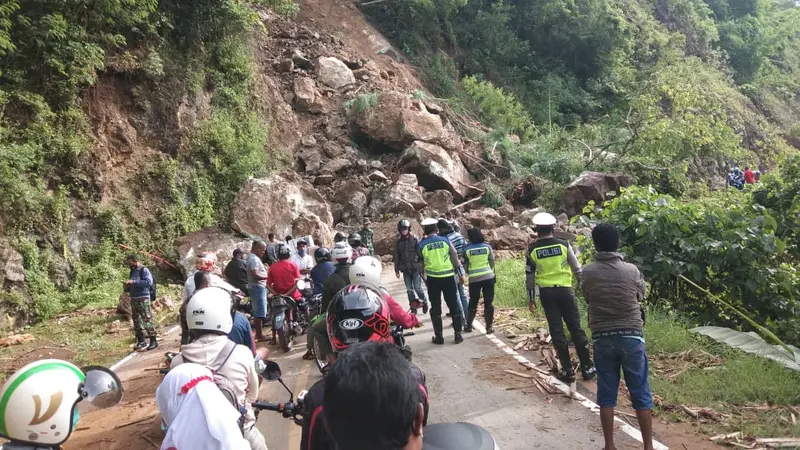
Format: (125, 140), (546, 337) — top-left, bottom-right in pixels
(254, 361), (500, 450)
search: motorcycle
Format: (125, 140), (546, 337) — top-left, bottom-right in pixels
(272, 279), (319, 352)
(255, 361), (500, 450)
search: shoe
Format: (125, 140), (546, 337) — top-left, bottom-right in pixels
(134, 340), (147, 351)
(463, 325), (473, 333)
(431, 335), (444, 345)
(422, 302), (429, 314)
(454, 332), (464, 344)
(446, 312), (452, 317)
(410, 308), (418, 315)
(485, 327), (494, 334)
(556, 369), (576, 383)
(582, 366), (597, 381)
(146, 338), (158, 351)
(302, 350), (315, 360)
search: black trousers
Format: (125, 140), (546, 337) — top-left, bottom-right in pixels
(468, 278), (495, 325)
(539, 287), (588, 349)
(427, 275), (462, 332)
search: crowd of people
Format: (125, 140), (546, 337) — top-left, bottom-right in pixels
(727, 164), (761, 190)
(0, 210), (656, 450)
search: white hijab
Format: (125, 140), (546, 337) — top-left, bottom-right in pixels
(156, 363), (250, 450)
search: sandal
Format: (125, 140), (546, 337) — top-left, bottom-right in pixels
(302, 350), (315, 360)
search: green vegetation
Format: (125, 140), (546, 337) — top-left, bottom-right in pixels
(492, 259), (800, 437)
(0, 0), (295, 323)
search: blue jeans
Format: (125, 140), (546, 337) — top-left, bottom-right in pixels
(402, 271), (427, 304)
(454, 275), (468, 316)
(594, 336), (653, 410)
(248, 284), (268, 319)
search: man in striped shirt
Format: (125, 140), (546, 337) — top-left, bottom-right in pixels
(438, 219), (469, 319)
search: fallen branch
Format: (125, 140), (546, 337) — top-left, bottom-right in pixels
(140, 433), (160, 449)
(451, 196), (483, 211)
(119, 244), (180, 270)
(114, 414), (158, 430)
(754, 437), (800, 448)
(680, 405), (699, 418)
(710, 432), (742, 441)
(503, 369), (534, 379)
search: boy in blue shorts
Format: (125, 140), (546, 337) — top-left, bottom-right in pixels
(582, 223), (653, 450)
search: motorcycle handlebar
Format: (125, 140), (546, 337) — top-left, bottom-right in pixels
(252, 401), (303, 425)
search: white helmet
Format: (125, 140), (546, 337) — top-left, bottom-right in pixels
(331, 242), (353, 262)
(186, 286), (234, 334)
(532, 212), (557, 227)
(0, 360), (122, 445)
(350, 256), (382, 289)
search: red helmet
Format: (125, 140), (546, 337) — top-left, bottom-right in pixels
(327, 285), (392, 352)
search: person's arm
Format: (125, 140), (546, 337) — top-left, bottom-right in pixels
(525, 244), (537, 311)
(566, 243), (582, 282)
(417, 241), (426, 278)
(448, 241), (465, 279)
(181, 279), (191, 304)
(243, 349), (259, 406)
(394, 239), (401, 275)
(635, 267), (646, 301)
(462, 247), (471, 274)
(132, 268), (153, 288)
(488, 245), (496, 271)
(249, 259), (268, 281)
(386, 292), (420, 328)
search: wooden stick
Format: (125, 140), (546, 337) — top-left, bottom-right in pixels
(114, 414), (158, 430)
(140, 433), (160, 449)
(503, 369), (534, 379)
(680, 405), (699, 418)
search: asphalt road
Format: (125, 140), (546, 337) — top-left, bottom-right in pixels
(256, 269), (642, 450)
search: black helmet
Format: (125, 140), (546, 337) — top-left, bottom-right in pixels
(314, 247), (331, 263)
(437, 218), (452, 233)
(397, 219), (411, 232)
(348, 233), (362, 247)
(277, 244), (291, 260)
(326, 285), (392, 352)
(334, 231), (347, 243)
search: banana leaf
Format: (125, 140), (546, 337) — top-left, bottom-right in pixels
(690, 326), (800, 372)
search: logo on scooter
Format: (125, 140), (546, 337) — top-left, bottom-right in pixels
(339, 318), (363, 330)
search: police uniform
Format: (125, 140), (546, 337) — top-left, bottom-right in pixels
(463, 242), (496, 332)
(419, 219), (464, 343)
(526, 213), (594, 381)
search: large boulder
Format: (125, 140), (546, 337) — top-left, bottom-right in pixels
(425, 190), (454, 216)
(174, 228), (252, 277)
(515, 208), (544, 227)
(368, 174), (426, 217)
(332, 180), (368, 222)
(352, 92), (461, 152)
(316, 57), (355, 89)
(562, 172), (632, 216)
(398, 141), (472, 200)
(293, 77), (327, 114)
(371, 218), (424, 257)
(511, 175), (549, 206)
(486, 226), (530, 250)
(0, 239), (25, 284)
(462, 208), (508, 230)
(231, 172), (334, 246)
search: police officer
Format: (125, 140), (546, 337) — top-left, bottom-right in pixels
(419, 217), (465, 344)
(526, 212), (595, 382)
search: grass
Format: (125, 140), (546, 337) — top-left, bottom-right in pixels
(345, 92), (379, 115)
(0, 284), (182, 379)
(492, 258), (800, 438)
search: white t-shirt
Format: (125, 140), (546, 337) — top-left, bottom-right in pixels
(291, 253), (315, 272)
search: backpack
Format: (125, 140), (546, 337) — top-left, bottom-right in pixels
(183, 341), (246, 433)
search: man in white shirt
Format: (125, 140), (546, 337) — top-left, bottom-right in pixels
(180, 252), (241, 345)
(291, 239), (315, 275)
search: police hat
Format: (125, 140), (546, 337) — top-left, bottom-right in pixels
(532, 212), (557, 227)
(421, 218), (439, 226)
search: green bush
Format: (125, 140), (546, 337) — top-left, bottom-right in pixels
(462, 76), (535, 140)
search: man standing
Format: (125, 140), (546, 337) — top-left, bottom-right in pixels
(307, 244), (353, 366)
(291, 239), (315, 275)
(419, 218), (465, 345)
(224, 248), (249, 293)
(526, 212), (595, 382)
(438, 219), (468, 319)
(265, 233), (279, 266)
(359, 218), (375, 256)
(247, 241), (269, 341)
(123, 254), (157, 351)
(582, 223), (653, 450)
(394, 219), (428, 314)
(744, 166), (755, 185)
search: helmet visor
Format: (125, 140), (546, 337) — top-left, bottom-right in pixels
(79, 366), (124, 409)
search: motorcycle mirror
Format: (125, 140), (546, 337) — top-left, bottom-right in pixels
(79, 366), (124, 409)
(261, 360), (282, 381)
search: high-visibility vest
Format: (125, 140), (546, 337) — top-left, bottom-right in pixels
(419, 236), (455, 278)
(530, 238), (573, 287)
(465, 244), (493, 280)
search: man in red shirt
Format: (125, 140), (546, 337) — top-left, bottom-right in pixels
(267, 244), (302, 300)
(744, 166), (756, 184)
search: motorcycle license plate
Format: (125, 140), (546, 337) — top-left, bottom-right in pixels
(273, 311), (285, 330)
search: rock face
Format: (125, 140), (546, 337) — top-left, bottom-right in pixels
(562, 172), (632, 216)
(174, 228), (252, 277)
(372, 218), (424, 256)
(231, 172), (334, 246)
(316, 57), (355, 89)
(426, 190), (454, 216)
(462, 208), (508, 230)
(398, 141), (472, 200)
(368, 174), (426, 217)
(515, 208), (544, 227)
(352, 92), (461, 152)
(486, 226), (530, 250)
(332, 180), (368, 222)
(0, 239), (25, 284)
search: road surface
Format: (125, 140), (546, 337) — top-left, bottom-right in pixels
(256, 269), (643, 450)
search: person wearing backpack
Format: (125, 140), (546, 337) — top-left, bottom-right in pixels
(123, 254), (158, 351)
(171, 286), (267, 450)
